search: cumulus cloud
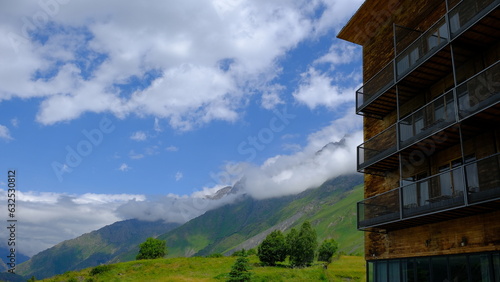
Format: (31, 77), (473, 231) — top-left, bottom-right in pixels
(293, 67), (358, 110)
(0, 0), (362, 130)
(214, 109), (362, 199)
(0, 125), (13, 141)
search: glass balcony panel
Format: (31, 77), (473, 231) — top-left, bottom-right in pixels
(399, 90), (456, 147)
(358, 188), (400, 228)
(357, 62), (394, 112)
(396, 17), (448, 79)
(467, 153), (500, 203)
(449, 0), (497, 37)
(402, 167), (465, 217)
(457, 61), (500, 119)
(358, 124), (397, 169)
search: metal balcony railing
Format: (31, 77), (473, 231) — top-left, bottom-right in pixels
(401, 167), (465, 217)
(449, 0), (499, 38)
(457, 61), (500, 119)
(358, 189), (400, 229)
(356, 0), (499, 116)
(399, 90), (457, 148)
(357, 153), (500, 230)
(466, 153), (500, 203)
(356, 62), (395, 113)
(358, 124), (397, 170)
(395, 16), (449, 79)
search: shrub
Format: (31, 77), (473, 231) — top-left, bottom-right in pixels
(232, 248), (247, 257)
(90, 264), (113, 276)
(318, 238), (339, 262)
(136, 237), (167, 260)
(227, 257), (252, 282)
(207, 253), (223, 258)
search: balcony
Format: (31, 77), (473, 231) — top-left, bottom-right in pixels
(467, 154), (500, 204)
(357, 153), (500, 231)
(457, 61), (500, 120)
(448, 0), (500, 39)
(358, 124), (397, 172)
(401, 167), (465, 218)
(355, 0), (499, 117)
(356, 62), (395, 117)
(399, 90), (457, 148)
(395, 16), (449, 80)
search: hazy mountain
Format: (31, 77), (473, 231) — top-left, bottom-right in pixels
(155, 174), (364, 258)
(16, 219), (179, 279)
(17, 174), (363, 280)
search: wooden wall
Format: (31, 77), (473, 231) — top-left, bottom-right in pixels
(366, 210), (500, 260)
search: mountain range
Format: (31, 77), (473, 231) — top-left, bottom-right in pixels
(16, 173), (363, 280)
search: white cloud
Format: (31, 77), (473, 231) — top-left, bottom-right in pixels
(216, 110), (362, 199)
(175, 172), (183, 181)
(0, 0), (361, 130)
(118, 163), (131, 171)
(0, 125), (13, 141)
(166, 146), (179, 152)
(154, 117), (162, 132)
(129, 150), (144, 160)
(130, 131), (147, 141)
(0, 190), (144, 256)
(11, 118), (19, 127)
(293, 68), (358, 110)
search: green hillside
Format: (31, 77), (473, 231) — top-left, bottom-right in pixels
(18, 174), (364, 280)
(153, 174), (364, 258)
(17, 220), (179, 279)
(41, 255), (366, 282)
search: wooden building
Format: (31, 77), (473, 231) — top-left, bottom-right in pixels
(338, 0), (500, 280)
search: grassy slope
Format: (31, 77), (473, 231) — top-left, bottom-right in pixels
(41, 255), (366, 282)
(17, 220), (179, 279)
(152, 175), (364, 259)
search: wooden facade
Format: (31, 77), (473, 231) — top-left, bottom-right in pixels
(339, 0), (500, 280)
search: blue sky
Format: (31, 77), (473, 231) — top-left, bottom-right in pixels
(0, 0), (363, 256)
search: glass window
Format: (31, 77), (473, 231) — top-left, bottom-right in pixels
(389, 260), (402, 282)
(376, 261), (388, 282)
(402, 259), (416, 282)
(492, 254), (500, 282)
(368, 261), (375, 282)
(416, 257), (431, 282)
(449, 255), (468, 282)
(431, 256), (449, 282)
(469, 254), (492, 282)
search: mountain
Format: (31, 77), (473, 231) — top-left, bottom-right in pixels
(155, 174), (364, 258)
(17, 174), (364, 279)
(16, 219), (179, 280)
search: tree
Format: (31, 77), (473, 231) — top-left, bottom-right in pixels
(288, 221), (317, 267)
(318, 238), (339, 262)
(257, 230), (287, 266)
(227, 257), (252, 282)
(136, 237), (167, 260)
(285, 228), (299, 257)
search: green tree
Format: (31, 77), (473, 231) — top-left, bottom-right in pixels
(285, 227), (298, 258)
(136, 237), (167, 260)
(227, 257), (252, 282)
(257, 230), (287, 266)
(288, 221), (317, 267)
(318, 238), (339, 262)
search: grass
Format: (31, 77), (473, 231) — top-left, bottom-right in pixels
(41, 255), (365, 282)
